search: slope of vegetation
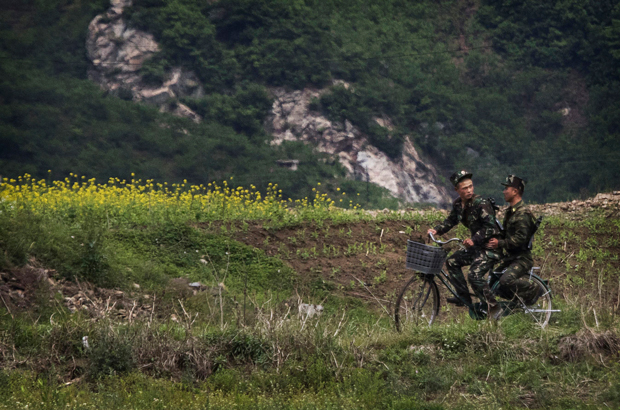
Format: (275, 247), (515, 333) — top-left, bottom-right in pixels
(2, 0), (620, 204)
(1, 177), (619, 409)
(0, 0), (398, 208)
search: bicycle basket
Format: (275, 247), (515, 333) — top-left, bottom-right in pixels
(405, 240), (447, 275)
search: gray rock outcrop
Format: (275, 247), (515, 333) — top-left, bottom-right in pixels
(267, 87), (452, 207)
(86, 0), (203, 122)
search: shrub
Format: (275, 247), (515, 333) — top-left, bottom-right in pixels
(88, 330), (135, 378)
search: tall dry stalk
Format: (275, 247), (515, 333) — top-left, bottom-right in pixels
(200, 247), (231, 331)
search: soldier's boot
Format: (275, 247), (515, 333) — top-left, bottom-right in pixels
(483, 286), (502, 320)
(525, 283), (546, 306)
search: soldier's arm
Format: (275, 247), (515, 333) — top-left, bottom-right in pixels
(434, 207), (458, 235)
(471, 200), (499, 246)
(498, 214), (530, 251)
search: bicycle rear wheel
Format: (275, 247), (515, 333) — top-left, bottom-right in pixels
(395, 274), (439, 331)
(492, 276), (553, 328)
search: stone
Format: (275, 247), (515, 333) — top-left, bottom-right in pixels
(86, 0), (202, 122)
(267, 87), (452, 207)
(298, 303), (324, 318)
(466, 147), (480, 157)
(276, 160), (299, 171)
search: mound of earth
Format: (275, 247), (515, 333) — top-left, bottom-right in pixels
(0, 262), (153, 321)
(529, 191), (620, 218)
(226, 220), (430, 308)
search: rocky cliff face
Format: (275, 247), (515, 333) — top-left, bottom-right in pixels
(86, 0), (203, 122)
(86, 0), (452, 207)
(267, 87), (452, 207)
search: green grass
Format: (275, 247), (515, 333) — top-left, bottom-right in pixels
(1, 292), (619, 409)
(1, 192), (619, 409)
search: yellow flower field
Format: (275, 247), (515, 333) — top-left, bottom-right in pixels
(0, 174), (362, 225)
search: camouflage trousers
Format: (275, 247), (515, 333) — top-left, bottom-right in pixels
(495, 255), (539, 303)
(446, 248), (499, 304)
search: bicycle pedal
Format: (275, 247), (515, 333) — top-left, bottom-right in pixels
(446, 297), (466, 306)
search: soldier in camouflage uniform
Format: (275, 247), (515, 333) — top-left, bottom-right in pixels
(486, 175), (540, 307)
(428, 170), (501, 307)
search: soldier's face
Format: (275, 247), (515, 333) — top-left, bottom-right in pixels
(455, 179), (474, 201)
(503, 186), (517, 202)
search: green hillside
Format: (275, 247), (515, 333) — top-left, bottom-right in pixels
(2, 0), (620, 203)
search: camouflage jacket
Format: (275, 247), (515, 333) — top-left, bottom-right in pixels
(434, 195), (499, 247)
(498, 200), (536, 257)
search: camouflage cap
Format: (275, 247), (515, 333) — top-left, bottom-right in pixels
(501, 175), (526, 191)
(450, 170), (473, 187)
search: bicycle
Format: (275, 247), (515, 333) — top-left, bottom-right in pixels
(394, 233), (557, 331)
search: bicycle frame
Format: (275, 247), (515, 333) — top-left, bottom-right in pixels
(426, 233), (478, 309)
(433, 268), (476, 308)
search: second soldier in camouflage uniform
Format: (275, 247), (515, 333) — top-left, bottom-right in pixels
(428, 170), (500, 306)
(486, 175), (540, 305)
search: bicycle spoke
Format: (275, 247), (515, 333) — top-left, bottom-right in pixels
(491, 276), (553, 328)
(395, 275), (439, 331)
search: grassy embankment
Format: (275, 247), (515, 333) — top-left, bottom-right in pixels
(0, 175), (619, 409)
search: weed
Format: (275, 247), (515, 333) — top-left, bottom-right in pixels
(296, 228), (306, 241)
(89, 330), (135, 379)
(310, 246), (318, 258)
(373, 270), (387, 284)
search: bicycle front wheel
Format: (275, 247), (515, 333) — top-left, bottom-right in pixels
(394, 274), (439, 331)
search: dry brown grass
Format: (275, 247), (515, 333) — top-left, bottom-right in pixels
(558, 328), (620, 362)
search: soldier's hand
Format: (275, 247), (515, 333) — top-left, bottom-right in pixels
(463, 238), (474, 248)
(427, 229), (437, 236)
(486, 238), (499, 249)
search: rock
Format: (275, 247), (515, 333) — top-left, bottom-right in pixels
(276, 159), (299, 171)
(86, 0), (203, 121)
(466, 147), (479, 158)
(528, 191), (620, 218)
(140, 88), (175, 105)
(298, 303), (324, 318)
(267, 86), (452, 207)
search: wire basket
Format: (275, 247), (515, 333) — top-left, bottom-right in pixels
(405, 240), (447, 275)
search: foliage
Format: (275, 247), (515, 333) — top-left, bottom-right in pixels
(2, 0), (620, 208)
(182, 83), (273, 136)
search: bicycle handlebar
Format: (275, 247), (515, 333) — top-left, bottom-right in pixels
(429, 232), (463, 245)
